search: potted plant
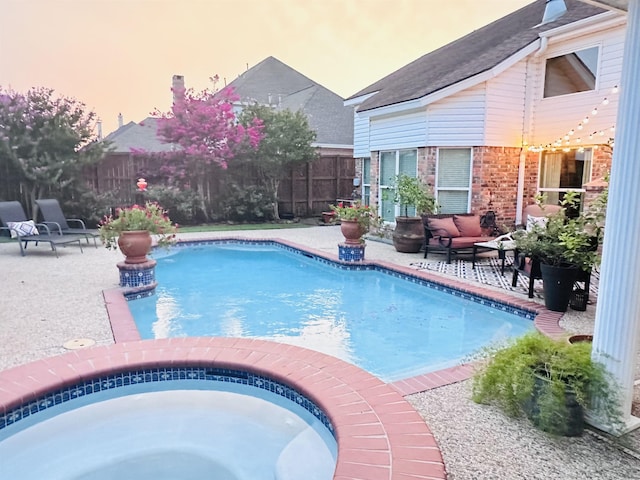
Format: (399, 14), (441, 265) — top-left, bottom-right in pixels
(387, 174), (437, 253)
(99, 201), (178, 264)
(513, 192), (602, 311)
(329, 201), (372, 245)
(472, 332), (622, 436)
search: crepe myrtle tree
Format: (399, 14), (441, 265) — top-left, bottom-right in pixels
(236, 104), (317, 220)
(0, 86), (105, 218)
(146, 77), (263, 220)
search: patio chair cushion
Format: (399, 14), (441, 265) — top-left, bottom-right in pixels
(453, 214), (482, 237)
(7, 220), (39, 238)
(426, 217), (460, 238)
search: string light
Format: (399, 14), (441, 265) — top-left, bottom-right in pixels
(526, 88), (619, 152)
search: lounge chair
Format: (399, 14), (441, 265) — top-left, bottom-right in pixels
(0, 201), (84, 257)
(36, 198), (99, 247)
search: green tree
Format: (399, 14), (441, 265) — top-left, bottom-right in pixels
(0, 87), (104, 217)
(237, 104), (318, 220)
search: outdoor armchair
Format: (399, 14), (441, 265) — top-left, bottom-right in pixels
(0, 201), (84, 257)
(36, 198), (99, 247)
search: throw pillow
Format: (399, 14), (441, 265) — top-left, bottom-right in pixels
(526, 216), (548, 231)
(7, 220), (40, 238)
(427, 217), (460, 238)
(453, 215), (482, 237)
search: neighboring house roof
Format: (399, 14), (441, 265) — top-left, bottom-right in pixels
(227, 56), (354, 147)
(347, 0), (606, 112)
(102, 117), (174, 154)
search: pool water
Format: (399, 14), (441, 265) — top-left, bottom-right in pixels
(129, 243), (534, 381)
(0, 382), (337, 480)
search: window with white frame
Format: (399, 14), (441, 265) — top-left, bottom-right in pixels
(436, 148), (472, 214)
(362, 157), (371, 206)
(379, 149), (418, 222)
(539, 148), (592, 209)
(543, 46), (599, 98)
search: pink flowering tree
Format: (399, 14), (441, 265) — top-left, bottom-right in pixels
(0, 87), (104, 218)
(148, 77), (263, 219)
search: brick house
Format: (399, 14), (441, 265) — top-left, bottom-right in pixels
(345, 0), (623, 226)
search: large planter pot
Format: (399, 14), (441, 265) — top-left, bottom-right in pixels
(540, 263), (578, 312)
(340, 220), (365, 245)
(522, 374), (584, 437)
(117, 230), (152, 264)
(392, 216), (425, 253)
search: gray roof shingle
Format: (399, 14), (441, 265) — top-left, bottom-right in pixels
(228, 56), (353, 146)
(348, 0), (606, 112)
(102, 117), (174, 153)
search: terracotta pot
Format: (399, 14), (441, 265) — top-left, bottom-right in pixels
(340, 219), (365, 245)
(392, 216), (425, 253)
(117, 230), (152, 264)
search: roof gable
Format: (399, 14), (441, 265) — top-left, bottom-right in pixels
(228, 56), (353, 146)
(102, 117), (174, 153)
(349, 0), (606, 112)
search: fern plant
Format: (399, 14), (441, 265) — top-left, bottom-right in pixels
(472, 332), (622, 436)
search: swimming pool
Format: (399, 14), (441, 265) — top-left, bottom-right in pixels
(0, 368), (337, 480)
(127, 241), (535, 382)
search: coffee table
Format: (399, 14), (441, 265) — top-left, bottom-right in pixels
(472, 238), (516, 275)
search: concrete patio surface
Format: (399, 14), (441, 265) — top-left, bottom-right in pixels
(1, 223), (639, 479)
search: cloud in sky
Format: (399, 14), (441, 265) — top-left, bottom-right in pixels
(0, 0), (533, 134)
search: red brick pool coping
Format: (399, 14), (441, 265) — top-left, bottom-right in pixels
(0, 237), (567, 480)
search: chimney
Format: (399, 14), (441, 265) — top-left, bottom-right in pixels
(172, 74), (185, 104)
(117, 113), (123, 128)
(97, 120), (103, 140)
(541, 0), (567, 25)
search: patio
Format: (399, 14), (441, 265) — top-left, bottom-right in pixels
(1, 224), (639, 479)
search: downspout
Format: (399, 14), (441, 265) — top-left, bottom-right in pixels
(516, 37), (548, 225)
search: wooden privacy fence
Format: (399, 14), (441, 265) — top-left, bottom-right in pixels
(83, 152), (356, 218)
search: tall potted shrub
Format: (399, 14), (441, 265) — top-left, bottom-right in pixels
(514, 192), (601, 312)
(388, 174), (436, 253)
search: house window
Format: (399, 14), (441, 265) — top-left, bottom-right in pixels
(539, 148), (592, 209)
(543, 47), (599, 98)
(362, 157), (371, 206)
(436, 148), (472, 214)
(379, 149), (418, 222)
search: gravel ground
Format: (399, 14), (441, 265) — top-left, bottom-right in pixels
(2, 223), (640, 479)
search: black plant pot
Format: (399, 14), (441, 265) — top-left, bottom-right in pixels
(522, 374), (584, 436)
(540, 263), (578, 312)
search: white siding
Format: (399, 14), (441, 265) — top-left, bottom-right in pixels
(427, 85), (486, 146)
(530, 26), (625, 146)
(369, 110), (427, 151)
(485, 60), (528, 146)
(353, 110), (370, 158)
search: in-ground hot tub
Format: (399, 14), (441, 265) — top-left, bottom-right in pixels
(0, 371), (336, 480)
(0, 338), (447, 480)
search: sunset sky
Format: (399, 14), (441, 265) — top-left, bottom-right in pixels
(1, 0), (533, 135)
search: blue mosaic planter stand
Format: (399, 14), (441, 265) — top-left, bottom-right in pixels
(338, 243), (366, 262)
(117, 259), (157, 299)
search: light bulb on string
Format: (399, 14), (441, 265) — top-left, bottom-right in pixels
(583, 116), (589, 124)
(612, 85), (619, 94)
(602, 98), (609, 105)
(592, 107), (598, 115)
(564, 134), (570, 140)
(577, 123), (583, 130)
(599, 130), (605, 136)
(568, 129), (574, 136)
